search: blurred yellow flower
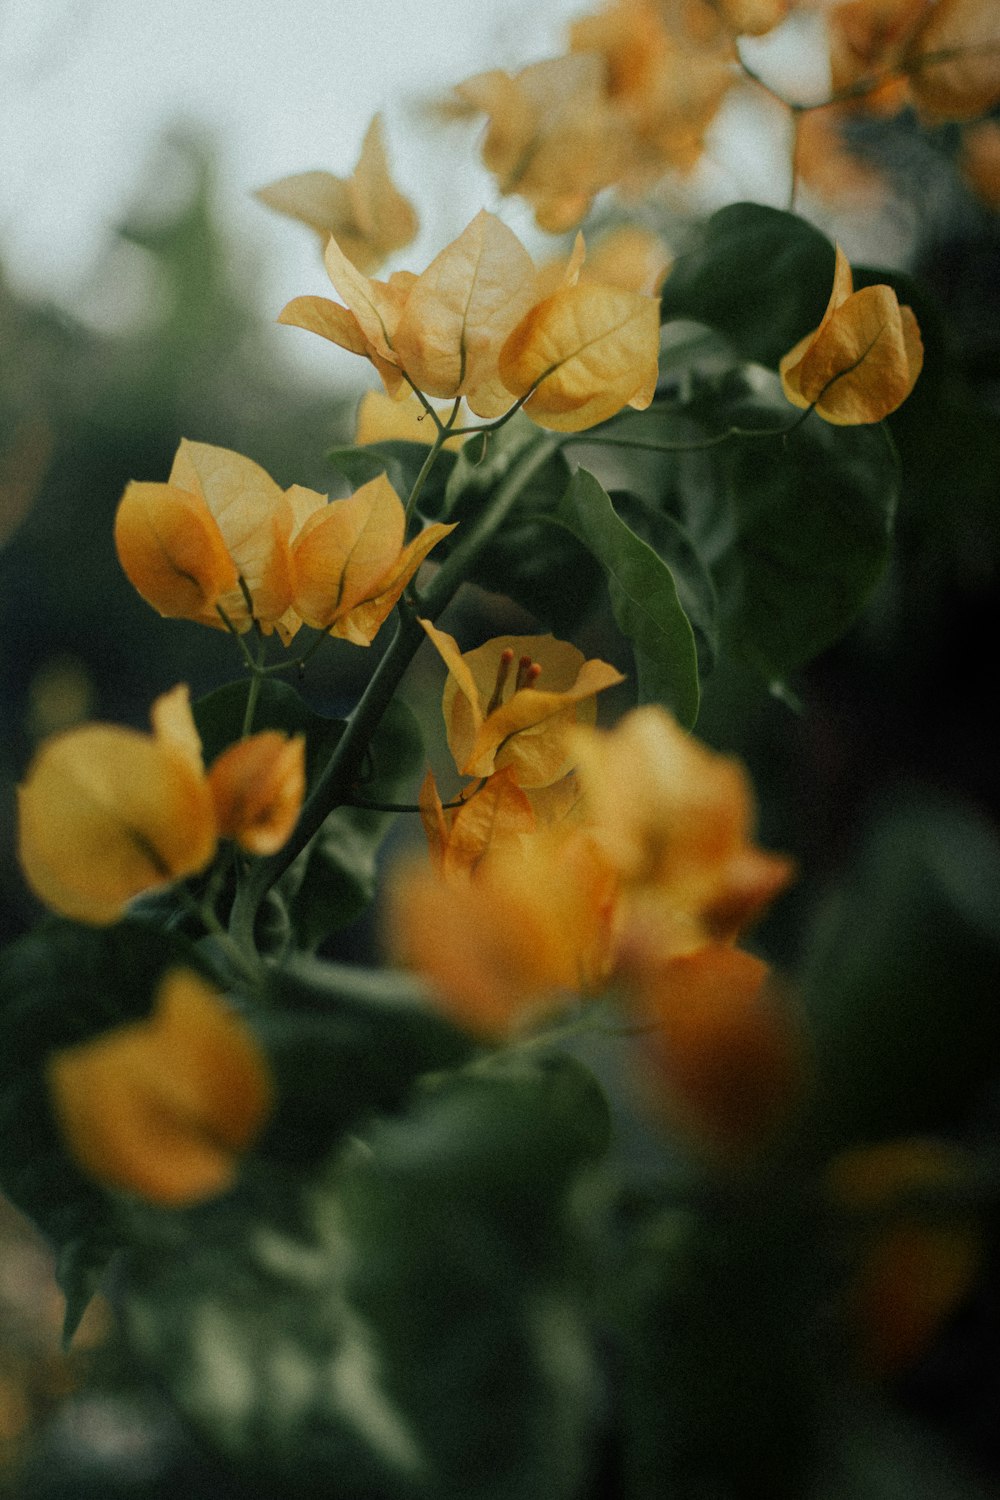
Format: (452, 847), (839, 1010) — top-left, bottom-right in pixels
(18, 685), (305, 924)
(255, 114), (418, 274)
(48, 968), (273, 1206)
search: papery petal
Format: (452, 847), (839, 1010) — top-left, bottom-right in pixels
(440, 769), (536, 878)
(582, 226), (672, 295)
(169, 441), (297, 629)
(631, 945), (805, 1162)
(47, 968), (273, 1205)
(393, 210), (538, 405)
(257, 115), (417, 274)
(114, 481), (239, 627)
(329, 521), (455, 646)
(18, 723), (217, 925)
(355, 390), (463, 447)
(420, 619), (487, 752)
(323, 236), (403, 362)
(150, 683), (205, 775)
(499, 282), (661, 432)
(292, 474), (406, 629)
(419, 769), (450, 871)
(208, 732), (305, 855)
(465, 658), (626, 786)
(781, 276), (923, 424)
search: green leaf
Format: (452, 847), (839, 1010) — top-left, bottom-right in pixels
(253, 956), (473, 1164)
(800, 794), (1000, 1152)
(659, 202), (835, 370)
(193, 677), (344, 786)
(281, 696), (424, 947)
(121, 1056), (607, 1498)
(56, 1232), (119, 1348)
(610, 491), (718, 678)
(550, 468), (701, 726)
(675, 392), (897, 677)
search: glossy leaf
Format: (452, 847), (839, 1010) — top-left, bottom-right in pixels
(550, 468), (701, 726)
(659, 203), (836, 370)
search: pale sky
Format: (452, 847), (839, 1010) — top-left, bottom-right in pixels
(2, 0), (886, 387)
(0, 0), (583, 351)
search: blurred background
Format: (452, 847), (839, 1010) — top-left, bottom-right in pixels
(2, 0), (1000, 1494)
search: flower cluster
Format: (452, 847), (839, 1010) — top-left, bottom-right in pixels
(392, 685), (801, 1164)
(279, 208), (662, 432)
(17, 684), (305, 924)
(115, 441), (454, 644)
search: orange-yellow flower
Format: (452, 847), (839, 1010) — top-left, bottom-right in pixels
(568, 705), (794, 948)
(779, 246), (923, 424)
(279, 210), (664, 432)
(421, 623), (625, 789)
(115, 440), (328, 641)
(453, 56), (628, 231)
(388, 822), (619, 1038)
(828, 1138), (982, 1376)
(388, 705), (792, 1045)
(354, 390), (465, 449)
(17, 685), (305, 924)
(629, 945), (805, 1163)
(117, 446), (452, 649)
(291, 474), (454, 644)
(47, 968), (273, 1205)
(255, 114), (418, 274)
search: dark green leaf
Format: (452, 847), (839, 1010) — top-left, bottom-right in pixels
(121, 1056), (606, 1498)
(550, 468), (701, 726)
(800, 793), (1000, 1151)
(254, 956), (473, 1164)
(610, 491), (718, 678)
(56, 1232), (119, 1348)
(660, 203), (836, 370)
(676, 393), (897, 677)
(193, 677), (344, 786)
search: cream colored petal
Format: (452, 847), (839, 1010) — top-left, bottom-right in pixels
(908, 0), (1000, 120)
(255, 171), (353, 240)
(150, 683), (204, 775)
(175, 441), (296, 627)
(291, 474), (405, 629)
(499, 282), (661, 432)
(347, 114), (419, 266)
(330, 521), (454, 646)
(392, 210), (537, 401)
(441, 769), (535, 878)
(323, 236), (402, 361)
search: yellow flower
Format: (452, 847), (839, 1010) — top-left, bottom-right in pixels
(291, 474), (454, 644)
(255, 114), (418, 274)
(779, 246), (923, 425)
(568, 705), (794, 945)
(279, 210), (664, 433)
(421, 623), (625, 789)
(47, 968), (273, 1206)
(18, 685), (305, 924)
(116, 445), (452, 648)
(115, 440), (328, 642)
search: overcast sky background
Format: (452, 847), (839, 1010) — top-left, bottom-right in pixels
(0, 0), (847, 385)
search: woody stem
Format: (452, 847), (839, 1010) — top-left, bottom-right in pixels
(228, 432), (560, 949)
